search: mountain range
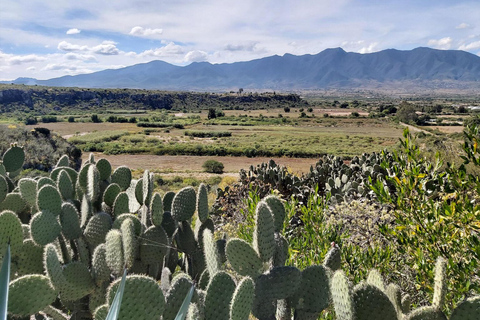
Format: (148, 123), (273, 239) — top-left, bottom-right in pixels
(4, 47), (480, 91)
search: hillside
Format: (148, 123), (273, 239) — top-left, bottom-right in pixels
(0, 85), (307, 113)
(3, 47), (480, 91)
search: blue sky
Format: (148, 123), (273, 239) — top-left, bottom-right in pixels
(1, 0), (480, 80)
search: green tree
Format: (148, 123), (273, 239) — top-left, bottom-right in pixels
(396, 102), (418, 124)
(207, 108), (217, 119)
(202, 159), (224, 173)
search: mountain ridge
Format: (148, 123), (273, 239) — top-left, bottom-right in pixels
(3, 47), (480, 91)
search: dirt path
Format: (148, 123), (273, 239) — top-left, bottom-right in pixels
(82, 153), (320, 177)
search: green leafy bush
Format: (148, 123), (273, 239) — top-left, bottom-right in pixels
(202, 159), (224, 174)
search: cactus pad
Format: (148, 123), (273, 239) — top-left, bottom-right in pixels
(163, 274), (195, 320)
(92, 244), (111, 286)
(44, 244), (67, 292)
(121, 218), (138, 269)
(197, 183), (209, 223)
(205, 271), (236, 320)
(366, 269), (385, 291)
(175, 220), (197, 255)
(105, 229), (124, 276)
(37, 185), (62, 216)
(87, 164), (101, 202)
(61, 261), (96, 301)
(150, 192), (164, 226)
(96, 158), (112, 180)
(203, 229), (220, 277)
(331, 270), (354, 320)
(94, 304), (109, 320)
(111, 165), (132, 190)
(107, 275), (166, 320)
(57, 169), (74, 200)
(8, 275), (56, 316)
(352, 282), (398, 320)
(264, 195), (285, 232)
(230, 277), (255, 320)
(323, 243), (341, 271)
(253, 200), (275, 263)
(2, 145), (25, 172)
(256, 266), (302, 301)
(113, 192), (130, 217)
(30, 210), (62, 246)
(163, 191), (175, 212)
(226, 238), (263, 278)
(449, 296), (480, 320)
(16, 239), (44, 276)
(84, 212), (113, 249)
(140, 225), (169, 265)
(171, 186), (197, 221)
(405, 306), (447, 320)
(113, 213), (143, 235)
(56, 154), (70, 167)
(432, 257), (446, 310)
(0, 175), (8, 203)
(273, 233), (289, 267)
(292, 265), (331, 313)
(0, 192), (27, 213)
(60, 202), (82, 240)
(102, 183), (121, 207)
(0, 210), (23, 255)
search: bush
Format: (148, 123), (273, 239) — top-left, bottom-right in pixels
(91, 114), (101, 123)
(24, 117), (38, 125)
(202, 159), (224, 174)
(67, 116), (75, 123)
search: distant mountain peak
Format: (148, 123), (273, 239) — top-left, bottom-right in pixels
(14, 47), (480, 91)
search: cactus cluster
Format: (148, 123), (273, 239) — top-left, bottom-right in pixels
(0, 145), (478, 320)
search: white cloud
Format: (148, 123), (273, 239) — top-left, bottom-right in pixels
(224, 42), (258, 52)
(58, 40), (119, 55)
(66, 28), (81, 35)
(359, 42), (378, 54)
(427, 37), (452, 49)
(65, 52), (97, 62)
(459, 41), (480, 51)
(27, 66), (36, 71)
(92, 41), (120, 55)
(184, 50), (208, 62)
(58, 41), (89, 52)
(129, 26), (163, 37)
(456, 23), (472, 29)
(138, 42), (185, 57)
(0, 51), (46, 65)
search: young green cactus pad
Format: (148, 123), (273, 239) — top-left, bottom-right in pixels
(273, 234), (289, 267)
(105, 229), (124, 276)
(291, 265), (331, 313)
(87, 165), (101, 202)
(331, 270), (354, 320)
(150, 192), (164, 226)
(61, 261), (96, 301)
(432, 257), (446, 310)
(405, 306), (447, 320)
(204, 271), (236, 320)
(140, 226), (168, 265)
(96, 158), (112, 181)
(352, 282), (398, 320)
(0, 193), (27, 214)
(30, 210), (62, 246)
(230, 277), (255, 320)
(92, 244), (111, 286)
(226, 238), (263, 278)
(93, 304), (109, 320)
(172, 186), (197, 221)
(2, 145), (25, 173)
(43, 244), (67, 292)
(113, 192), (130, 217)
(202, 229), (220, 277)
(37, 185), (62, 216)
(60, 202), (82, 240)
(253, 200), (276, 263)
(107, 275), (166, 320)
(195, 217), (214, 250)
(84, 212), (113, 249)
(175, 221), (197, 255)
(163, 191), (175, 212)
(449, 296), (480, 320)
(0, 210), (23, 255)
(120, 218), (138, 269)
(196, 183), (209, 223)
(112, 213), (143, 236)
(16, 239), (44, 276)
(366, 269), (385, 292)
(57, 169), (74, 200)
(7, 275), (56, 316)
(111, 166), (132, 191)
(264, 195), (285, 232)
(323, 243), (341, 271)
(37, 177), (56, 190)
(50, 166), (78, 185)
(163, 274), (195, 320)
(256, 266), (302, 301)
(103, 183), (121, 207)
(55, 154), (70, 168)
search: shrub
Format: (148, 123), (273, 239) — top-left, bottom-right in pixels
(24, 117), (38, 125)
(283, 106), (290, 113)
(67, 116), (75, 123)
(202, 159), (224, 173)
(91, 114), (101, 123)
